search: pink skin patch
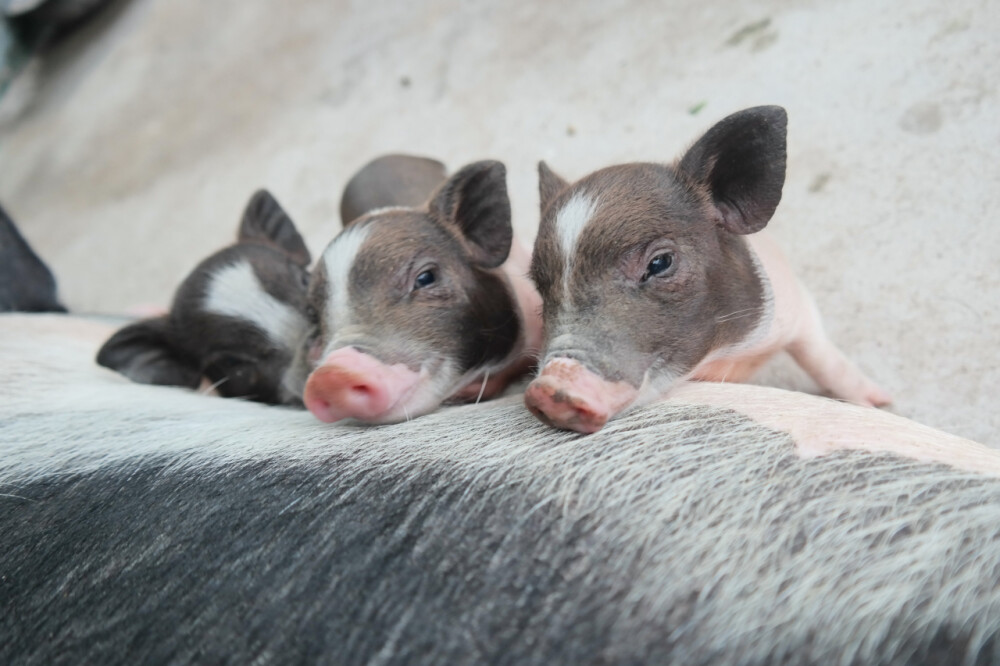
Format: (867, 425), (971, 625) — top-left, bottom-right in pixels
(665, 381), (1000, 476)
(524, 358), (638, 434)
(303, 347), (422, 423)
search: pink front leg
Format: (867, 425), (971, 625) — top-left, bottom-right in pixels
(784, 290), (893, 407)
(746, 234), (892, 408)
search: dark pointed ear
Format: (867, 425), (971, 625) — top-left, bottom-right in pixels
(96, 316), (202, 389)
(678, 105), (787, 235)
(428, 160), (512, 268)
(239, 190), (312, 267)
(538, 161), (569, 214)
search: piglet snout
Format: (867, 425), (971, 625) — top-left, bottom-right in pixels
(303, 348), (420, 423)
(524, 358), (638, 434)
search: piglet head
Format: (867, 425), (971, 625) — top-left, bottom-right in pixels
(97, 190), (311, 405)
(290, 161), (521, 424)
(525, 106), (788, 432)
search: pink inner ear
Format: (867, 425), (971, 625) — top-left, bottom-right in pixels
(715, 199), (768, 235)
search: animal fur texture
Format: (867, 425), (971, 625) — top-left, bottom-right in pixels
(2, 315), (999, 665)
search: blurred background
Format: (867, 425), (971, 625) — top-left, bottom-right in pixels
(1, 0), (997, 443)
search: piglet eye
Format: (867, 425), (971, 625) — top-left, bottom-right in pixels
(644, 253), (674, 280)
(414, 270), (436, 289)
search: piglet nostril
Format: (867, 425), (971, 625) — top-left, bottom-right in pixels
(340, 382), (385, 414)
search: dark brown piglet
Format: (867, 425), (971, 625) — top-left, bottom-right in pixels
(525, 106), (890, 433)
(96, 190), (311, 405)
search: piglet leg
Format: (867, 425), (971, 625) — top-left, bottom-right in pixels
(786, 290), (892, 408)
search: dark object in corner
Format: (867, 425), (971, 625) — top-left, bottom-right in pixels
(3, 0), (113, 42)
(0, 202), (66, 312)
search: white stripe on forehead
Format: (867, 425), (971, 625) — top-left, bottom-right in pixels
(362, 205), (410, 217)
(322, 223), (372, 333)
(203, 260), (306, 350)
(554, 191), (598, 294)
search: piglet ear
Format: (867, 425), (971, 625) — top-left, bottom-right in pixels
(538, 161), (569, 215)
(96, 316), (202, 389)
(339, 154), (448, 227)
(428, 160), (512, 269)
(239, 190), (312, 267)
(678, 105), (787, 235)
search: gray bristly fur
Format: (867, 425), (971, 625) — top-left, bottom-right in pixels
(2, 314), (1000, 666)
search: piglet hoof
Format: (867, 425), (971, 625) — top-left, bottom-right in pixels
(859, 384), (893, 409)
(831, 379), (893, 409)
(524, 377), (609, 434)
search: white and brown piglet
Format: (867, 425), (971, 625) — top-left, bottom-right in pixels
(97, 190), (311, 405)
(286, 158), (542, 424)
(524, 105), (891, 433)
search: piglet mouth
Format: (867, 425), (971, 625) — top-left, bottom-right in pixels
(524, 358), (639, 434)
(303, 347), (424, 424)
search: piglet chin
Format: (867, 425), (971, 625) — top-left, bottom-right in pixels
(524, 358), (638, 434)
(303, 348), (422, 424)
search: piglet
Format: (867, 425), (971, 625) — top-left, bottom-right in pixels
(96, 190), (311, 405)
(285, 157), (542, 424)
(524, 106), (891, 433)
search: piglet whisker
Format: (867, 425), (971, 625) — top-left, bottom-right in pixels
(715, 306), (766, 323)
(202, 376), (230, 395)
(475, 370), (491, 405)
(715, 306), (760, 319)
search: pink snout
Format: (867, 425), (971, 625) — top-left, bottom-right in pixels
(524, 358), (638, 434)
(303, 347), (421, 423)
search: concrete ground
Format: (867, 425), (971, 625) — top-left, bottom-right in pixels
(1, 0), (997, 444)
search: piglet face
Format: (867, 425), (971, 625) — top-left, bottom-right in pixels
(291, 161), (520, 424)
(97, 190), (312, 406)
(170, 243), (311, 404)
(526, 106), (788, 432)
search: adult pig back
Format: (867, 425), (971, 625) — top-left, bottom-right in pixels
(4, 315), (1000, 665)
